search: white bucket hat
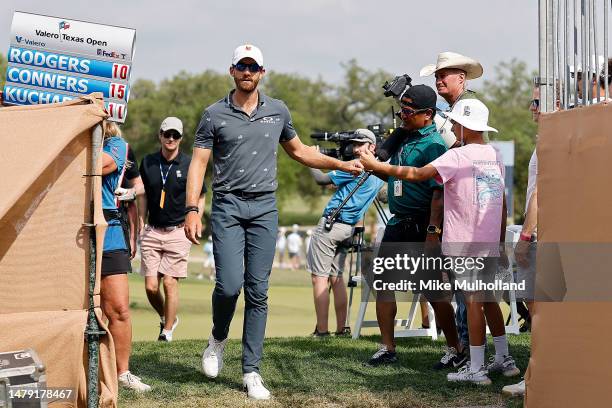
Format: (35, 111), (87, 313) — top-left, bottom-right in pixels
(445, 99), (498, 133)
(420, 52), (484, 80)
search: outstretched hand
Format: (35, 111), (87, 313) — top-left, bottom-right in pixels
(359, 149), (380, 172)
(342, 159), (364, 176)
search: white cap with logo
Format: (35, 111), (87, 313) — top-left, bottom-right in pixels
(232, 44), (264, 66)
(445, 99), (498, 133)
(160, 117), (183, 135)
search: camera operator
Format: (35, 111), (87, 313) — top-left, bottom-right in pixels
(364, 85), (466, 369)
(307, 129), (384, 337)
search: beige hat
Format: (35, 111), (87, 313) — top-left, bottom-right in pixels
(420, 52), (483, 80)
(160, 117), (183, 135)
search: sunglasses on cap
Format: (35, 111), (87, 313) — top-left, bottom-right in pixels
(233, 62), (263, 73)
(161, 130), (182, 140)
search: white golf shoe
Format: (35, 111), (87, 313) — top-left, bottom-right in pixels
(243, 372), (271, 400)
(201, 333), (228, 378)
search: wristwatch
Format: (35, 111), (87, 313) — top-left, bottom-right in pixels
(184, 206), (199, 215)
(427, 225), (442, 235)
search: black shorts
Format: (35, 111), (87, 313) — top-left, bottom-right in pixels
(374, 215), (449, 302)
(102, 249), (132, 276)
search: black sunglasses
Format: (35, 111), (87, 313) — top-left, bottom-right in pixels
(401, 106), (431, 116)
(162, 130), (182, 140)
(530, 99), (540, 109)
(233, 62), (263, 73)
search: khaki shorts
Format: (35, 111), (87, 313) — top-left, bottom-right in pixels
(140, 225), (191, 278)
(306, 217), (354, 278)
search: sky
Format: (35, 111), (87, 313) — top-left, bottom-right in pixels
(1, 0), (540, 88)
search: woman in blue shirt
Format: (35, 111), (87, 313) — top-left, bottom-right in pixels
(101, 121), (151, 392)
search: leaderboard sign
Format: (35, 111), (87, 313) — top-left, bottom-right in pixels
(4, 12), (136, 122)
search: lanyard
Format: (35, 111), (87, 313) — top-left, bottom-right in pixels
(159, 162), (173, 208)
(160, 162), (174, 187)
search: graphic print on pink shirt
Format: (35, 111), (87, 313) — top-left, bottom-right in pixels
(430, 144), (505, 257)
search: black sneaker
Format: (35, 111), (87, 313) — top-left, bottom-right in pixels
(158, 333), (168, 342)
(311, 326), (330, 338)
(433, 346), (468, 370)
(158, 321), (164, 339)
(334, 327), (351, 337)
(366, 345), (398, 366)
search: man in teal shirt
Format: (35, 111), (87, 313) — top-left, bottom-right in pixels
(365, 85), (466, 370)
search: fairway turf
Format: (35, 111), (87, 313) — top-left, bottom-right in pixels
(124, 261), (528, 407)
(121, 335), (528, 408)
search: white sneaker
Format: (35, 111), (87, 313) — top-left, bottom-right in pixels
(201, 333), (228, 378)
(159, 316), (180, 342)
(447, 363), (492, 385)
(243, 372), (271, 400)
(118, 371), (151, 392)
(486, 355), (521, 377)
(502, 379), (526, 396)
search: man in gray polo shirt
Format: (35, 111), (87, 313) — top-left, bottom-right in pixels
(184, 44), (362, 400)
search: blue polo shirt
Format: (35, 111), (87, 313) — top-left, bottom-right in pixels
(323, 171), (384, 225)
(102, 136), (128, 251)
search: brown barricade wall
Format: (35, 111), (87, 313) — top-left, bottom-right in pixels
(525, 103), (612, 407)
(0, 96), (117, 407)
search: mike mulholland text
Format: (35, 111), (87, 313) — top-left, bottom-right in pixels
(372, 279), (526, 292)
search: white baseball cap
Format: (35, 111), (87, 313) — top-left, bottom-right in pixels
(445, 99), (498, 133)
(160, 117), (183, 135)
(232, 44), (264, 66)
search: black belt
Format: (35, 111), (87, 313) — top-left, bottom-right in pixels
(150, 223), (185, 231)
(392, 214), (429, 224)
(217, 190), (272, 199)
(322, 213), (354, 226)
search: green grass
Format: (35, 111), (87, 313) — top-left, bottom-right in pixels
(124, 260), (527, 407)
(120, 335), (528, 408)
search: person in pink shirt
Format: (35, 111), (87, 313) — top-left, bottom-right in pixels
(360, 98), (520, 385)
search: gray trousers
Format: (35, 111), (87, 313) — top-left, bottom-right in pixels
(210, 192), (277, 374)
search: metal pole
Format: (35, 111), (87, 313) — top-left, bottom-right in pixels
(553, 0), (559, 108)
(605, 0), (610, 100)
(547, 0), (556, 111)
(587, 0), (593, 103)
(557, 0), (565, 108)
(566, 0), (572, 108)
(574, 0), (580, 105)
(582, 0), (588, 106)
(540, 0), (548, 111)
(593, 0), (601, 102)
(86, 124), (104, 408)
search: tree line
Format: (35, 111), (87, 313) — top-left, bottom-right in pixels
(0, 54), (536, 220)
